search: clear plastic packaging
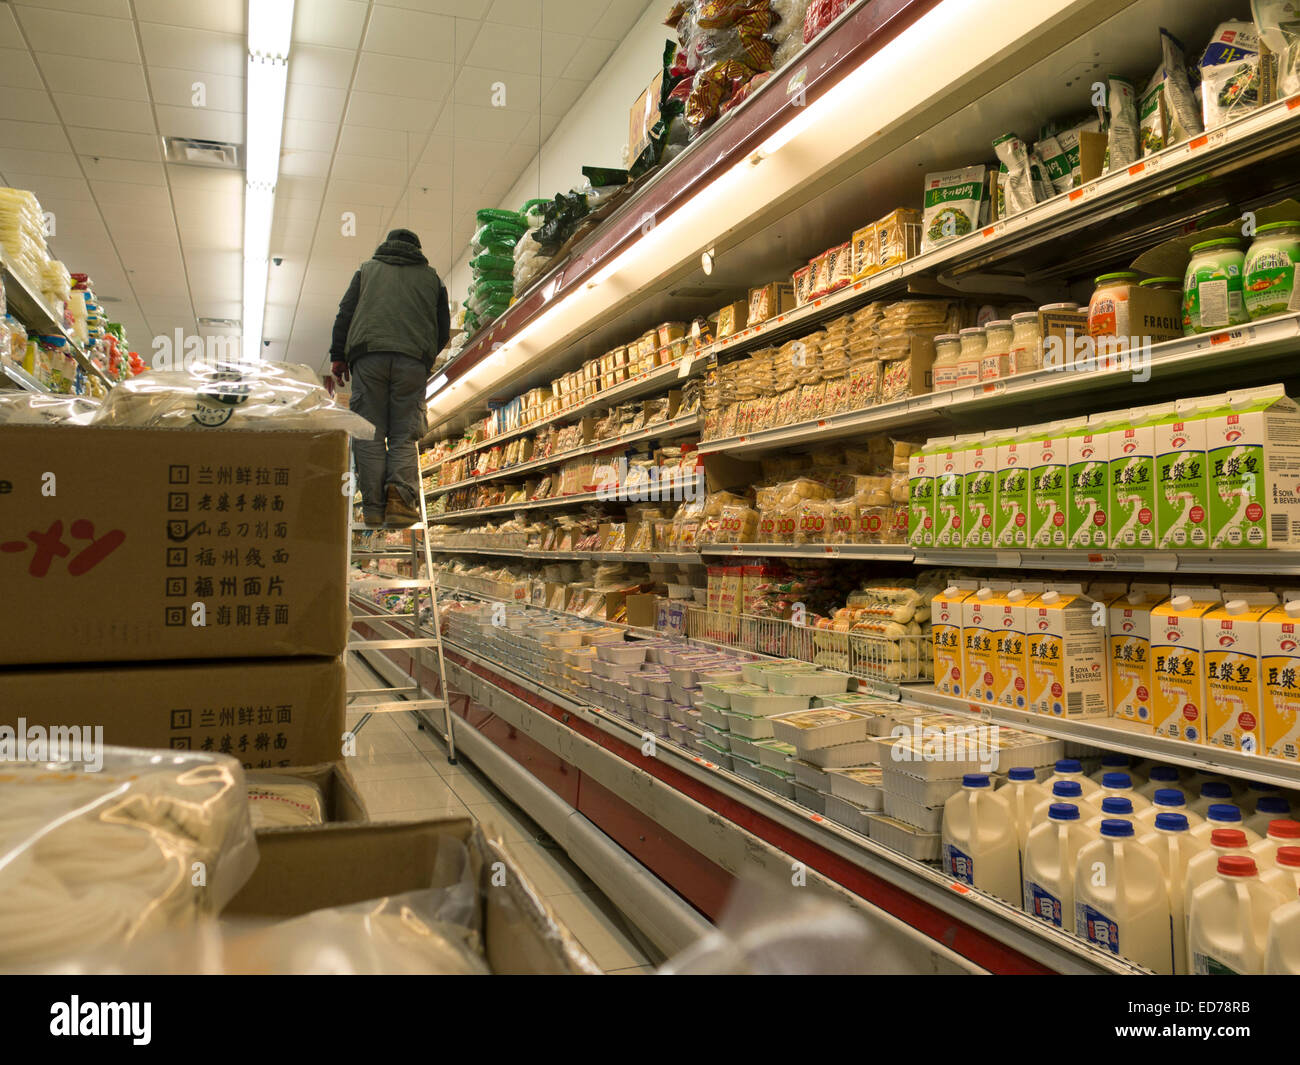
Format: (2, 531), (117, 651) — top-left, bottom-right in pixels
(246, 774), (326, 829)
(0, 746), (258, 971)
(92, 360), (376, 437)
(0, 392), (100, 424)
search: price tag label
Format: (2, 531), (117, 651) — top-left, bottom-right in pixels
(1209, 326), (1254, 348)
(981, 380), (1006, 396)
(822, 545), (839, 556)
(808, 813), (824, 823)
(1086, 551), (1120, 569)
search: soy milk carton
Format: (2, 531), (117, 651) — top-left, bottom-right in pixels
(1027, 584), (1108, 718)
(1155, 398), (1216, 549)
(1109, 405), (1158, 549)
(932, 581), (979, 698)
(1067, 416), (1113, 549)
(1204, 593), (1277, 755)
(933, 437), (965, 550)
(963, 432), (999, 549)
(908, 442), (939, 548)
(1207, 386), (1300, 550)
(1029, 420), (1083, 549)
(993, 583), (1044, 711)
(1108, 583), (1170, 727)
(1261, 599), (1300, 762)
(1150, 586), (1222, 744)
(964, 581), (1012, 704)
(995, 432), (1031, 549)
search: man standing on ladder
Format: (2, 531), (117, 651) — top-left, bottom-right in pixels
(330, 227), (450, 527)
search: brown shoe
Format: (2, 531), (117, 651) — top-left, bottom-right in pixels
(383, 486), (421, 527)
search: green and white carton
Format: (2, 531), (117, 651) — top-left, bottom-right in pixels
(1155, 396), (1221, 549)
(1067, 415), (1115, 549)
(908, 441), (939, 549)
(994, 431), (1031, 549)
(933, 436), (966, 550)
(963, 431), (999, 550)
(1207, 385), (1300, 549)
(1108, 404), (1159, 549)
(1028, 420), (1081, 549)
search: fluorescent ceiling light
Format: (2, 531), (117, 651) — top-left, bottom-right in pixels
(426, 373), (448, 398)
(242, 0), (294, 358)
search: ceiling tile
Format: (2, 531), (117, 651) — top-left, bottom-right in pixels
(285, 82), (347, 125)
(288, 44), (357, 90)
(338, 124), (411, 160)
(40, 55), (151, 102)
(168, 166), (244, 194)
(283, 118), (340, 154)
(435, 103), (531, 143)
(407, 164), (451, 193)
(81, 157), (166, 186)
(380, 0), (490, 14)
(14, 0), (131, 15)
(454, 66), (540, 111)
(278, 175), (327, 201)
(364, 7), (455, 62)
(139, 25), (244, 78)
(0, 120), (67, 152)
(0, 88), (59, 124)
(55, 93), (155, 133)
(591, 0), (647, 41)
(464, 23), (542, 71)
(564, 36), (617, 82)
(154, 104), (243, 143)
(67, 128), (162, 163)
(355, 53), (453, 100)
(294, 0), (369, 49)
(541, 77), (586, 117)
(149, 67), (244, 112)
(343, 91), (440, 133)
(13, 7), (141, 61)
(0, 48), (44, 90)
(324, 177), (403, 208)
(541, 32), (583, 78)
(4, 173), (92, 202)
(0, 147), (82, 179)
(275, 196), (327, 221)
(90, 181), (173, 209)
(329, 153), (411, 185)
(279, 149), (333, 178)
(134, 0), (244, 34)
(486, 0), (541, 29)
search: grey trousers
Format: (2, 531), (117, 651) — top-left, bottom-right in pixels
(349, 353), (427, 512)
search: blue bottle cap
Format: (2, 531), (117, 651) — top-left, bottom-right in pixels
(1102, 772), (1133, 789)
(1149, 765), (1180, 782)
(1154, 812), (1190, 832)
(1055, 759), (1082, 774)
(1153, 788), (1186, 807)
(1101, 819), (1135, 837)
(1208, 803), (1242, 823)
(962, 773), (990, 788)
(1257, 796), (1291, 814)
(1049, 803), (1080, 821)
(1201, 781), (1232, 799)
(1101, 754), (1131, 768)
(1052, 780), (1083, 798)
(1101, 796), (1133, 815)
(1007, 767), (1036, 781)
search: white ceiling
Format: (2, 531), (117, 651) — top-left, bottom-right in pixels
(0, 0), (650, 372)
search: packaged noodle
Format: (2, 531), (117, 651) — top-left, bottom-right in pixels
(794, 498), (830, 544)
(717, 503), (759, 544)
(827, 497), (859, 543)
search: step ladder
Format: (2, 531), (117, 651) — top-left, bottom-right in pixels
(345, 477), (456, 764)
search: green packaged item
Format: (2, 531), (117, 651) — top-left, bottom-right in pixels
(1183, 238), (1248, 333)
(472, 222), (525, 249)
(470, 252), (514, 275)
(475, 208), (525, 227)
(1244, 221), (1300, 319)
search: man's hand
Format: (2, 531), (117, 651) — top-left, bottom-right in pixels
(331, 360), (349, 386)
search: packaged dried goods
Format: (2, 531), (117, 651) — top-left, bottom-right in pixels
(921, 165), (987, 252)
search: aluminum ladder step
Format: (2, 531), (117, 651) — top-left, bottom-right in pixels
(349, 698), (445, 714)
(348, 636), (442, 650)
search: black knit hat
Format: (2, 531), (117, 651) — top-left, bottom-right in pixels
(386, 228), (421, 248)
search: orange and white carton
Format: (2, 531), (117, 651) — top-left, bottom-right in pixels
(1027, 584), (1108, 718)
(1108, 582), (1170, 728)
(1150, 586), (1222, 744)
(993, 582), (1045, 712)
(1204, 592), (1277, 755)
(932, 580), (979, 698)
(964, 581), (1013, 705)
(1261, 598), (1300, 762)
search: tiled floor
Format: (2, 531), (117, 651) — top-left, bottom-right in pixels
(345, 660), (658, 974)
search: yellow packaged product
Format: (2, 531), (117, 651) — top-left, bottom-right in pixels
(1261, 599), (1300, 762)
(1026, 585), (1108, 718)
(852, 222), (879, 279)
(827, 497), (860, 544)
(873, 208), (922, 270)
(1151, 586), (1221, 743)
(717, 503), (759, 544)
(1204, 592), (1277, 755)
(933, 581), (979, 697)
(794, 499), (830, 545)
(964, 583), (1013, 704)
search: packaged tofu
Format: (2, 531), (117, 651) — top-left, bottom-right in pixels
(1067, 415), (1113, 549)
(963, 431), (998, 550)
(933, 580), (978, 698)
(1151, 586), (1222, 743)
(1204, 592), (1278, 754)
(1109, 583), (1171, 727)
(921, 165), (987, 253)
(1207, 386), (1300, 549)
(995, 432), (1032, 549)
(964, 582), (1013, 705)
(1026, 584), (1108, 718)
(1261, 598), (1300, 762)
(1155, 397), (1219, 549)
(1109, 405), (1159, 549)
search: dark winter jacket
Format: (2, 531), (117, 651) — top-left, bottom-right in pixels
(330, 229), (450, 368)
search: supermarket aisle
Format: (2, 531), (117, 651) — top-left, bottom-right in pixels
(344, 660), (658, 974)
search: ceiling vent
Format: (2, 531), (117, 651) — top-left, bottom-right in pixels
(198, 316), (241, 330)
(162, 137), (242, 169)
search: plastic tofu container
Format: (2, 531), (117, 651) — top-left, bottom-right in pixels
(741, 659), (818, 685)
(697, 739), (732, 770)
(541, 629), (586, 649)
(790, 758), (832, 791)
(668, 702), (694, 725)
(645, 675), (672, 701)
(823, 793), (873, 835)
(727, 685), (812, 717)
(825, 766), (885, 810)
(695, 703), (729, 729)
(764, 669), (853, 697)
(582, 627), (625, 646)
(768, 707), (875, 750)
(882, 766), (966, 807)
(756, 764), (797, 799)
(597, 643), (649, 666)
(730, 752), (765, 785)
(700, 721), (731, 750)
(699, 681), (750, 708)
(882, 791), (945, 833)
(628, 705), (649, 728)
(867, 813), (942, 860)
(696, 664), (746, 684)
(804, 740), (879, 769)
(728, 734), (766, 763)
(793, 781), (826, 814)
(668, 681), (698, 706)
(724, 710), (776, 740)
(628, 672), (654, 694)
(754, 738), (797, 770)
(644, 695), (673, 719)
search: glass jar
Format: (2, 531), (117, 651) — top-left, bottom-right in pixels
(956, 327), (985, 385)
(1088, 272), (1142, 339)
(1140, 276), (1182, 292)
(932, 333), (961, 391)
(1183, 238), (1248, 334)
(1009, 311), (1042, 375)
(981, 320), (1013, 381)
(1243, 221), (1300, 321)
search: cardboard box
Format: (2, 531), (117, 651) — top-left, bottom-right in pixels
(962, 432), (997, 550)
(1026, 586), (1108, 718)
(226, 818), (601, 974)
(933, 437), (965, 550)
(0, 655), (346, 767)
(1108, 583), (1170, 727)
(932, 581), (977, 697)
(994, 436), (1031, 549)
(1207, 386), (1300, 549)
(963, 582), (1012, 704)
(629, 71), (665, 163)
(1066, 418), (1111, 549)
(1151, 586), (1221, 743)
(1261, 600), (1300, 762)
(0, 426), (349, 666)
(1039, 309), (1090, 370)
(907, 443), (938, 549)
(1204, 593), (1277, 754)
(1109, 406), (1159, 549)
(1028, 422), (1076, 549)
(994, 583), (1044, 711)
(248, 760), (369, 829)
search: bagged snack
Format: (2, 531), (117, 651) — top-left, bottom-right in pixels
(921, 166), (986, 252)
(1161, 28), (1204, 141)
(992, 134), (1052, 215)
(1103, 75), (1139, 171)
(1254, 0), (1300, 99)
(1200, 21), (1262, 129)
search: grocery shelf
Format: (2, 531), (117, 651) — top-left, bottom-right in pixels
(426, 471), (704, 523)
(0, 255), (112, 387)
(0, 361), (47, 392)
(913, 547), (1300, 575)
(904, 685), (1300, 791)
(426, 545), (702, 565)
(698, 543), (914, 561)
(700, 311), (1300, 457)
(424, 411), (702, 498)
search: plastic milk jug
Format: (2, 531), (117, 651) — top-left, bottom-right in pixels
(1188, 855), (1283, 975)
(1042, 758), (1101, 797)
(1139, 812), (1206, 974)
(1265, 886), (1300, 974)
(1032, 779), (1101, 826)
(1246, 797), (1294, 838)
(1135, 764), (1182, 800)
(1136, 787), (1201, 830)
(1096, 772), (1153, 812)
(941, 773), (1021, 903)
(1191, 803), (1259, 845)
(1023, 803), (1093, 932)
(1249, 818), (1300, 868)
(1075, 819), (1174, 973)
(1185, 828), (1252, 906)
(1262, 846), (1300, 899)
(998, 766), (1046, 855)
